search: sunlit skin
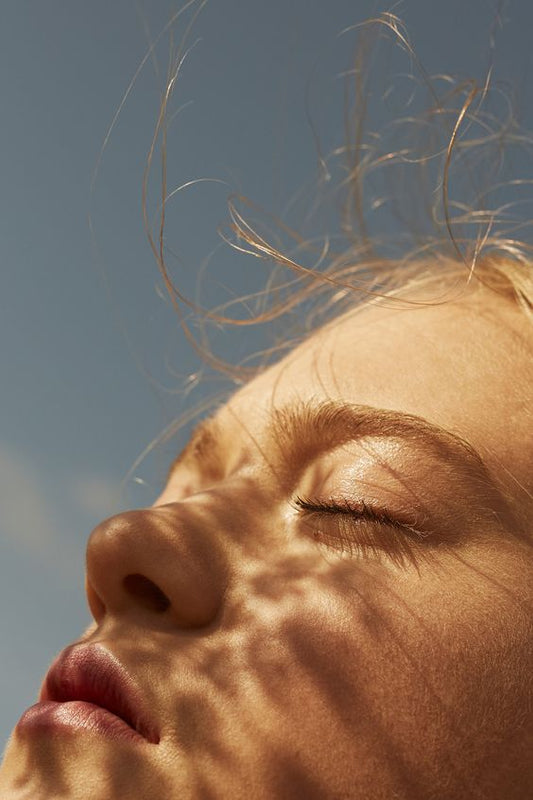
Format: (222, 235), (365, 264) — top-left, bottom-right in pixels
(1, 277), (532, 799)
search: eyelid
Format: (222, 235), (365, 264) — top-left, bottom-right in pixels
(293, 495), (428, 537)
(292, 495), (440, 569)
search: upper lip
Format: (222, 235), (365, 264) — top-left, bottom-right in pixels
(40, 643), (160, 743)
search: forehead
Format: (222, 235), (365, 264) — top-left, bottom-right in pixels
(221, 286), (532, 501)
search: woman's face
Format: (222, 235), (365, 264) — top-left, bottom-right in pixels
(2, 282), (532, 800)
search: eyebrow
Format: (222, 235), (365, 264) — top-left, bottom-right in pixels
(266, 400), (499, 490)
(166, 399), (497, 495)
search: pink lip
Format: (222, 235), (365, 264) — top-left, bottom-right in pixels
(17, 643), (159, 744)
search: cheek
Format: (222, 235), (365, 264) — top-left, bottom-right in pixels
(151, 547), (533, 800)
(241, 554), (533, 772)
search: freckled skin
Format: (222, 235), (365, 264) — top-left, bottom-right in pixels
(1, 281), (532, 799)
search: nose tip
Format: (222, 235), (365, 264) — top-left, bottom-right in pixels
(85, 505), (228, 629)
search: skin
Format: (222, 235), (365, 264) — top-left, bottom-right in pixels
(1, 278), (532, 799)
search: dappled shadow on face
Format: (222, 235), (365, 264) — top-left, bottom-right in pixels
(3, 727), (173, 800)
(1, 474), (532, 800)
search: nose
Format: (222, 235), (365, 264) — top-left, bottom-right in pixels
(85, 504), (229, 629)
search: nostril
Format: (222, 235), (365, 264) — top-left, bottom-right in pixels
(122, 574), (171, 613)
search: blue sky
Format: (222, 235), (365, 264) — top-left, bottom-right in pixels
(1, 0), (532, 747)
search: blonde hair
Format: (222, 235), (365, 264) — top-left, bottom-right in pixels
(131, 7), (533, 487)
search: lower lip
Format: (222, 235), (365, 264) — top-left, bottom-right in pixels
(16, 701), (146, 744)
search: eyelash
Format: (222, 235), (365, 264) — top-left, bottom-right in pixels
(293, 495), (425, 567)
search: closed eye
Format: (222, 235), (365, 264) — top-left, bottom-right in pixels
(293, 495), (432, 568)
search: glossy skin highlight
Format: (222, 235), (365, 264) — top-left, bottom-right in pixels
(1, 281), (532, 799)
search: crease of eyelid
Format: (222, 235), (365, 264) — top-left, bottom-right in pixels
(333, 472), (429, 515)
(346, 440), (498, 535)
(166, 400), (508, 528)
(352, 438), (438, 517)
(267, 400), (505, 503)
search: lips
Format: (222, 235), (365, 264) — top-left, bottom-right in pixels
(39, 643), (160, 744)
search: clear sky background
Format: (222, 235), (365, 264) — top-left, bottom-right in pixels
(2, 0), (533, 748)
